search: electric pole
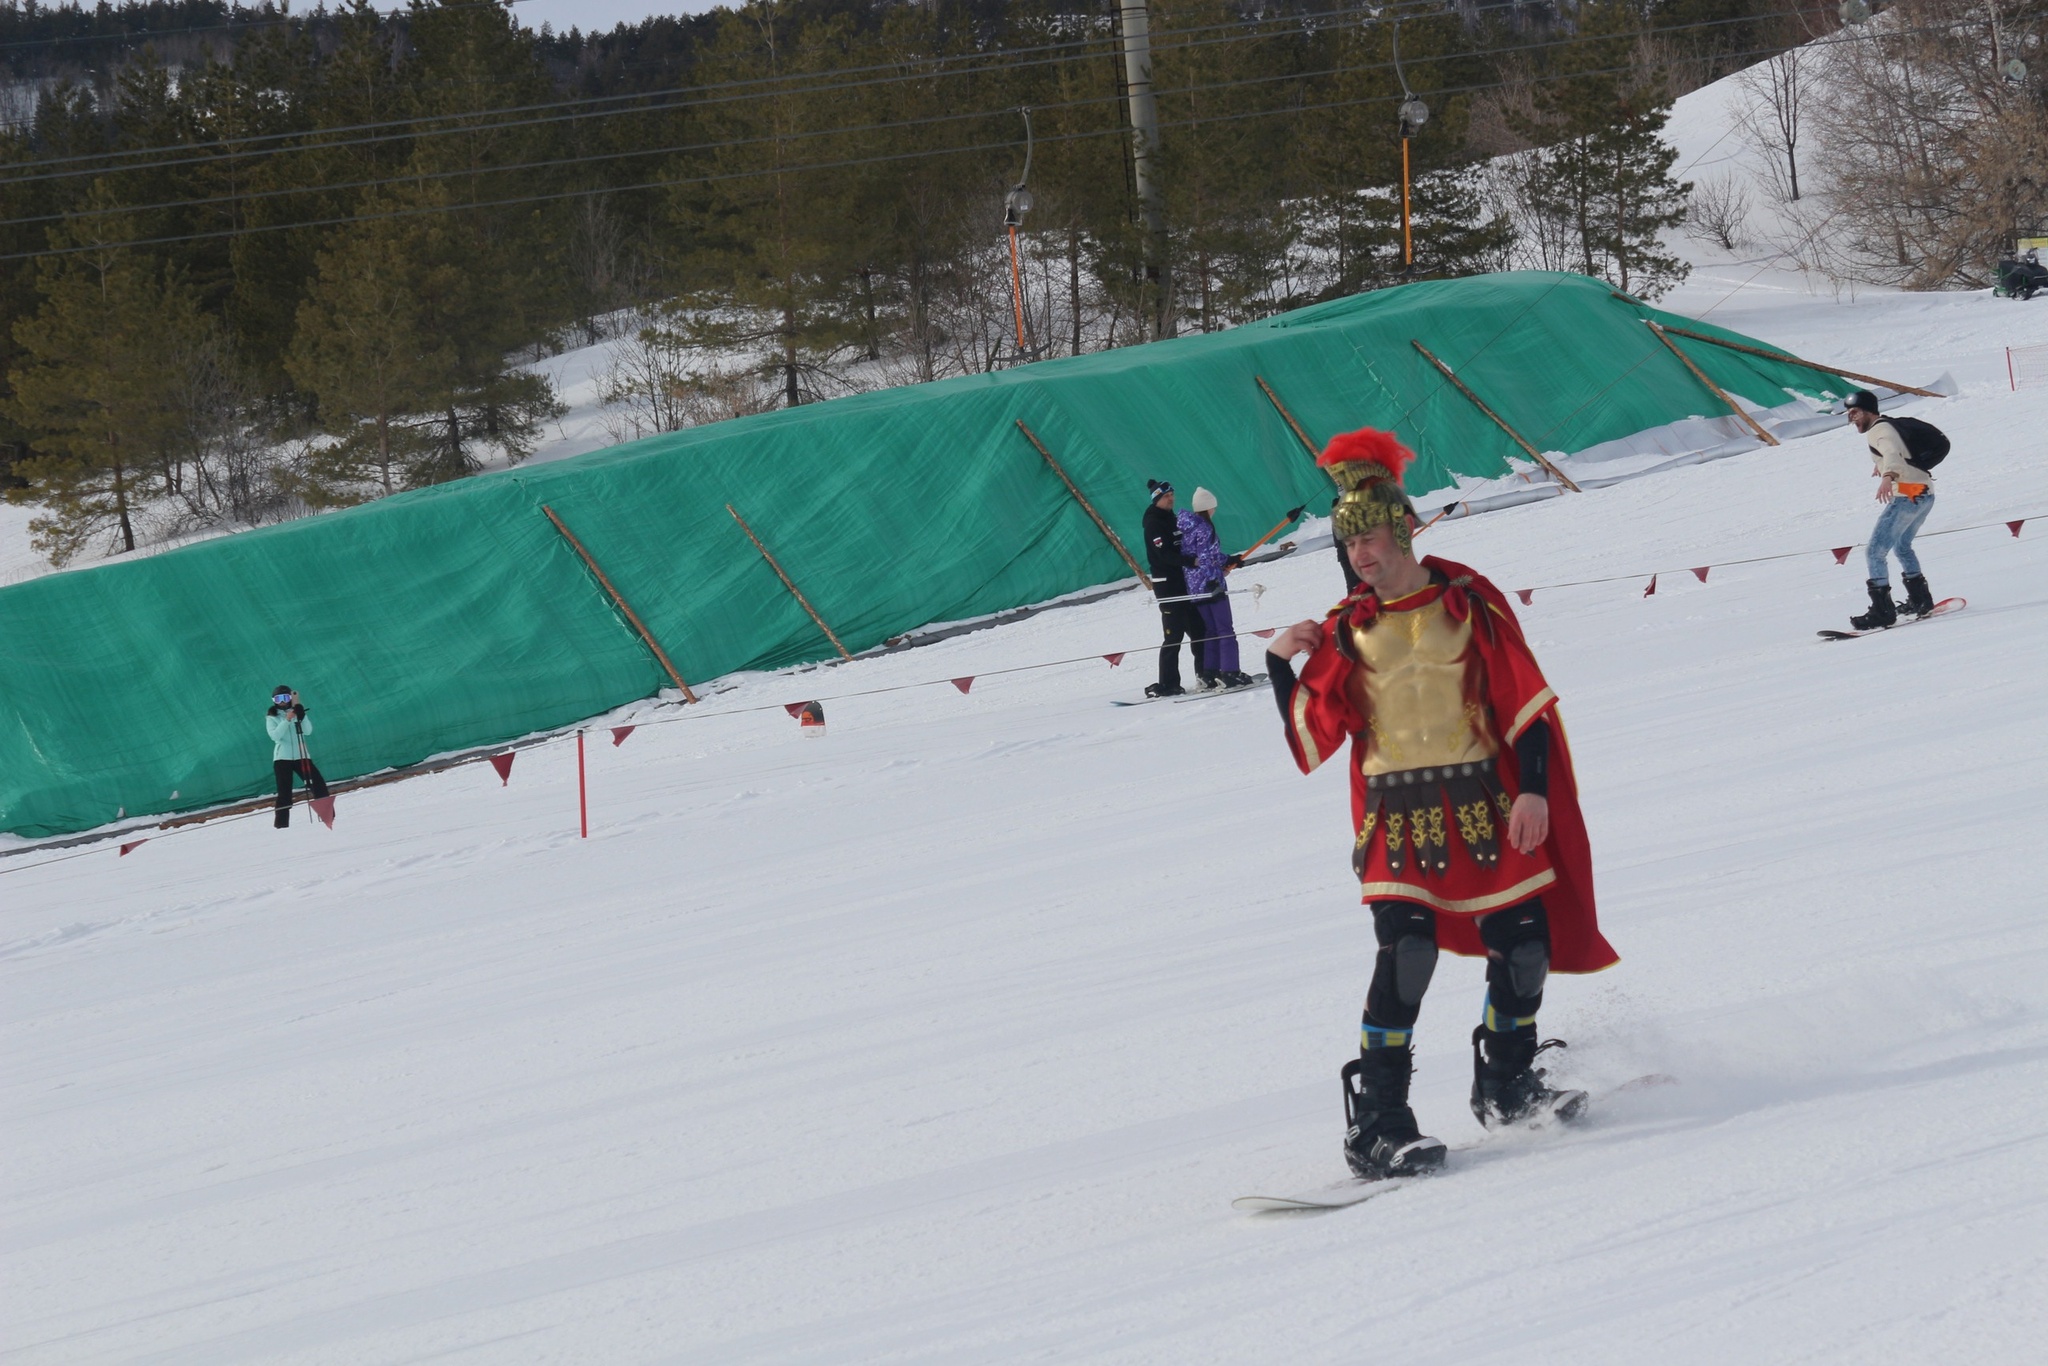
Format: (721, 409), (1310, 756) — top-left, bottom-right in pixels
(1118, 1), (1173, 338)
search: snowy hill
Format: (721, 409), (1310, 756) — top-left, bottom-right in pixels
(8, 50), (2048, 1364)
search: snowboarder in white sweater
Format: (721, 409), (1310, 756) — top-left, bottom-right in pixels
(1843, 390), (1938, 630)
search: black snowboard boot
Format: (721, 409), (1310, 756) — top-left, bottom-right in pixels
(1143, 682), (1186, 699)
(1470, 1025), (1586, 1127)
(1222, 670), (1255, 688)
(1849, 580), (1897, 631)
(1898, 573), (1935, 618)
(1341, 1048), (1448, 1180)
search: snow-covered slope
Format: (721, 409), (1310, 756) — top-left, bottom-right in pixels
(6, 292), (2046, 1359)
(10, 44), (2048, 1362)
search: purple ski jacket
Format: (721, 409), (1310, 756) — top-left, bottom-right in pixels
(1176, 510), (1228, 599)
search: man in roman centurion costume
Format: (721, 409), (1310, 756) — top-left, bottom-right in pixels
(1266, 427), (1618, 1181)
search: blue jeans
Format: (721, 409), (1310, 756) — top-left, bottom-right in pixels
(1867, 492), (1933, 583)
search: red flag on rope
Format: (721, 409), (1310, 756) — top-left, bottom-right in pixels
(951, 677), (975, 694)
(783, 702), (807, 717)
(309, 797), (336, 829)
(1691, 566), (1710, 583)
(1643, 575), (1658, 597)
(1831, 547), (1852, 565)
(119, 839), (147, 857)
(2010, 520), (2026, 537)
(610, 726), (635, 747)
(1516, 589), (1534, 606)
(489, 753), (515, 785)
(1253, 628), (1277, 639)
(1103, 653), (1124, 666)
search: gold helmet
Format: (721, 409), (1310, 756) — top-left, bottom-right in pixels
(1320, 427), (1419, 552)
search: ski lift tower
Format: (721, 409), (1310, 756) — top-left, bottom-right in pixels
(997, 108), (1043, 369)
(1393, 22), (1429, 274)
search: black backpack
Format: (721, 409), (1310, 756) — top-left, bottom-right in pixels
(1878, 415), (1950, 470)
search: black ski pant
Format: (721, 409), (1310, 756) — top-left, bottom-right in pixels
(1361, 897), (1551, 1035)
(1156, 598), (1205, 690)
(274, 758), (329, 828)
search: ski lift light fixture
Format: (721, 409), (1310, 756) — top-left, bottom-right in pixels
(1398, 95), (1429, 139)
(1004, 184), (1034, 228)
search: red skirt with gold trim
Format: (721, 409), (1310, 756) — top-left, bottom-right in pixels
(1351, 757), (1555, 916)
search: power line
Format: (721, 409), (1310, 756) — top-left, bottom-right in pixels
(0, 19), (1948, 264)
(0, 10), (1882, 237)
(0, 0), (1452, 174)
(0, 0), (1793, 187)
(0, 22), (1488, 232)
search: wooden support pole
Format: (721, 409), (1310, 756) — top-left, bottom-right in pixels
(1013, 419), (1156, 593)
(1645, 322), (1780, 447)
(1254, 375), (1326, 466)
(725, 503), (852, 660)
(1234, 508), (1303, 562)
(1409, 341), (1583, 492)
(1650, 324), (1944, 400)
(542, 504), (700, 702)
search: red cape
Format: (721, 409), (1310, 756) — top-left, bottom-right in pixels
(1286, 556), (1618, 974)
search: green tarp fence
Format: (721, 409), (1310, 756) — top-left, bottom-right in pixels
(0, 271), (1846, 838)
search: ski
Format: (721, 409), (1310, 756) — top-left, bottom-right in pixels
(1818, 596), (1965, 640)
(1233, 1073), (1674, 1215)
(1112, 674), (1268, 707)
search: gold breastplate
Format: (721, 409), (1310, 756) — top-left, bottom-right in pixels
(1347, 595), (1497, 776)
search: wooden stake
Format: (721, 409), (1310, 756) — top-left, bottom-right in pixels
(1234, 509), (1303, 562)
(725, 503), (852, 660)
(542, 504), (699, 702)
(1013, 419), (1156, 593)
(1254, 375), (1326, 465)
(1651, 324), (1944, 400)
(1645, 322), (1780, 446)
(1409, 341), (1583, 492)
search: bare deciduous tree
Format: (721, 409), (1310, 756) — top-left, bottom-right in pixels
(1735, 47), (1811, 202)
(1686, 174), (1755, 251)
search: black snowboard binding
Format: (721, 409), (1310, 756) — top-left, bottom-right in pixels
(1850, 580), (1898, 632)
(1220, 670), (1255, 688)
(1143, 682), (1186, 699)
(1341, 1048), (1448, 1180)
(1897, 573), (1935, 618)
(1470, 1025), (1587, 1127)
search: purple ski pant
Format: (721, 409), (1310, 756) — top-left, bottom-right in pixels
(1193, 596), (1240, 675)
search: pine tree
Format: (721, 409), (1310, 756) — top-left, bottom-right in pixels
(668, 3), (867, 405)
(286, 203), (459, 500)
(1511, 4), (1692, 300)
(5, 201), (212, 564)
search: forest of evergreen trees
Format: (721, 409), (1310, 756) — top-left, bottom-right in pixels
(0, 0), (1798, 565)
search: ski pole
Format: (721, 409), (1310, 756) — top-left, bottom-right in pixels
(1232, 505), (1307, 565)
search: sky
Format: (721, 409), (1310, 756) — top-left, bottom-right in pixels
(514, 1), (726, 33)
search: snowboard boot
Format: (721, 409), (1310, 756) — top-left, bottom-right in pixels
(1222, 670), (1255, 688)
(1849, 580), (1897, 631)
(1144, 682), (1186, 699)
(1195, 671), (1221, 691)
(1898, 573), (1935, 618)
(1340, 1047), (1448, 1180)
(1469, 1025), (1586, 1127)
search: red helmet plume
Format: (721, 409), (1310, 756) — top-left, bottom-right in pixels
(1318, 427), (1416, 484)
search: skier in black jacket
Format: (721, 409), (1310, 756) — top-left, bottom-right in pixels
(1142, 480), (1204, 697)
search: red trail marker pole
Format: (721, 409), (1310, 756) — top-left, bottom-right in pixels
(577, 731), (588, 839)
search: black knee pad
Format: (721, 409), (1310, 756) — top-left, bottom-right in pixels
(1365, 902), (1438, 1029)
(1479, 900), (1550, 1018)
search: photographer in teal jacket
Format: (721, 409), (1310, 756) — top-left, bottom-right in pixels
(266, 685), (329, 828)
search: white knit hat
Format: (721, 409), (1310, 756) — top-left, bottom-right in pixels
(1190, 486), (1217, 513)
